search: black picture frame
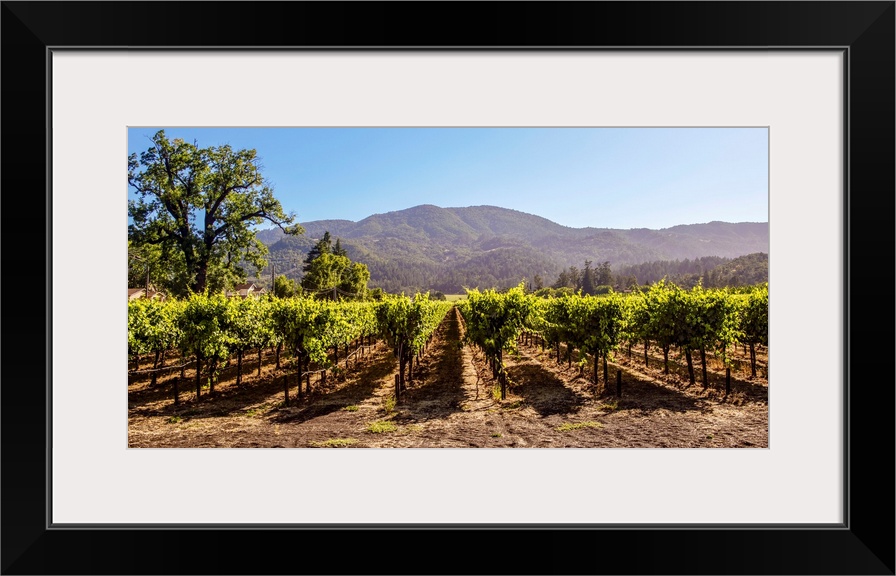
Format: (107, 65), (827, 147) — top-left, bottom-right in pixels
(2, 2), (893, 574)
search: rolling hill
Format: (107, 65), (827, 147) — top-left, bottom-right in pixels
(253, 204), (768, 293)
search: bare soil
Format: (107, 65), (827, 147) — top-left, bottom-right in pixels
(128, 308), (768, 448)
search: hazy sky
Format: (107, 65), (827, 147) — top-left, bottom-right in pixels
(127, 127), (768, 230)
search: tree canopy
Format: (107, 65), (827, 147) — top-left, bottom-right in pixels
(302, 231), (333, 274)
(300, 231), (370, 299)
(273, 274), (301, 298)
(128, 130), (303, 296)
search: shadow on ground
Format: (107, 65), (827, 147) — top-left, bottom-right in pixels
(392, 308), (468, 423)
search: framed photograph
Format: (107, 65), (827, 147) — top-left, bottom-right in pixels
(122, 125), (772, 451)
(3, 2), (892, 574)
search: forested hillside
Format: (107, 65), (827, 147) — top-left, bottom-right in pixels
(251, 204), (768, 293)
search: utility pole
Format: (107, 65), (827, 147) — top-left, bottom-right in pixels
(266, 257), (296, 296)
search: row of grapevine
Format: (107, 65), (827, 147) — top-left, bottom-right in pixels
(457, 282), (769, 395)
(375, 294), (453, 400)
(128, 293), (449, 405)
(127, 297), (183, 387)
(631, 281), (768, 381)
(457, 284), (535, 399)
(270, 297), (377, 404)
(533, 291), (627, 387)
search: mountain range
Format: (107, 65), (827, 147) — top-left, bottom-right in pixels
(254, 204), (768, 293)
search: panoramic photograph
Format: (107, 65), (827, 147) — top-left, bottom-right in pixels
(127, 127), (769, 448)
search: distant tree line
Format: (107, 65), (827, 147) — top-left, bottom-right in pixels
(243, 239), (768, 299)
(534, 253), (768, 295)
(613, 253), (768, 288)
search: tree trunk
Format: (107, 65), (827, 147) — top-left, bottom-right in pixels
(398, 342), (406, 391)
(257, 349), (262, 376)
(209, 359), (217, 396)
(195, 355), (202, 399)
(685, 348), (695, 387)
(603, 354), (609, 388)
(567, 343), (572, 368)
(700, 347), (708, 388)
(749, 342), (757, 378)
(644, 340), (649, 368)
(236, 350), (243, 386)
(499, 350), (506, 399)
(151, 350), (160, 387)
(593, 352), (599, 386)
(193, 262), (209, 294)
(296, 350), (304, 398)
(662, 345), (669, 374)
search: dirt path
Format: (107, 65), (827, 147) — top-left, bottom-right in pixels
(358, 306), (486, 447)
(128, 307), (768, 448)
(495, 338), (768, 447)
(128, 337), (400, 447)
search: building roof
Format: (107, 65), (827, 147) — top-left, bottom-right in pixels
(128, 288), (165, 301)
(226, 283), (266, 298)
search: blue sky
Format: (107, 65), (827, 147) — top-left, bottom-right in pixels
(127, 127), (768, 230)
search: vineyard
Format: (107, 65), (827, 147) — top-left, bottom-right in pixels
(128, 284), (768, 448)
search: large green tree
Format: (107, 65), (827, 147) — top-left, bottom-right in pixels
(301, 252), (370, 299)
(302, 231), (333, 274)
(273, 274), (302, 298)
(580, 260), (595, 295)
(128, 130), (303, 296)
(300, 231), (369, 299)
